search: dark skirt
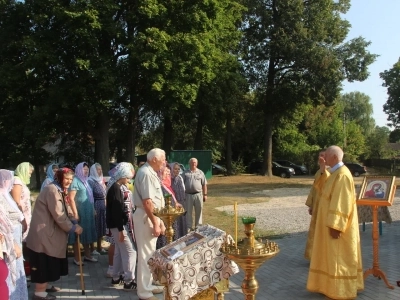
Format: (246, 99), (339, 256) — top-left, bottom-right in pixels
(28, 248), (68, 283)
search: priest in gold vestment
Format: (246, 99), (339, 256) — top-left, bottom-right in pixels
(304, 150), (326, 260)
(307, 146), (364, 299)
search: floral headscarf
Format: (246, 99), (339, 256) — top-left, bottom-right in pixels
(106, 162), (134, 192)
(0, 169), (17, 284)
(88, 163), (105, 188)
(14, 162), (33, 185)
(54, 168), (74, 193)
(74, 162), (94, 203)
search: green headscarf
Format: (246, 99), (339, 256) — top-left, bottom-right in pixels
(14, 162), (33, 185)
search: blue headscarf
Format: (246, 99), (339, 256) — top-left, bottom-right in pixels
(106, 162), (134, 193)
(40, 164), (58, 191)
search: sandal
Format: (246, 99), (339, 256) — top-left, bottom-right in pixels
(45, 286), (61, 293)
(397, 280), (400, 287)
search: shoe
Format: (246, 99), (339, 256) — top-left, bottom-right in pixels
(152, 288), (163, 294)
(139, 297), (158, 300)
(123, 280), (137, 291)
(45, 286), (61, 293)
(106, 266), (113, 278)
(73, 259), (84, 266)
(83, 256), (98, 262)
(100, 248), (107, 253)
(111, 275), (124, 286)
(32, 294), (56, 300)
(91, 250), (100, 255)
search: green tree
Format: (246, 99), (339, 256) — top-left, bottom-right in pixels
(241, 0), (377, 176)
(389, 129), (400, 143)
(339, 92), (375, 136)
(367, 126), (391, 159)
(381, 58), (400, 128)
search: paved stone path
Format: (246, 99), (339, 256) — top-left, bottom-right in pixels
(27, 221), (400, 299)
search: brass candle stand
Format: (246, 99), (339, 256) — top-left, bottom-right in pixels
(153, 194), (185, 244)
(221, 217), (279, 300)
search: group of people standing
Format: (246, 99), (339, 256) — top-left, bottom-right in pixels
(0, 150), (208, 300)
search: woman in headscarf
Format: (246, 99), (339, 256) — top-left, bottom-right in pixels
(171, 162), (188, 238)
(0, 169), (27, 300)
(0, 203), (14, 300)
(88, 163), (107, 255)
(26, 168), (83, 300)
(67, 162), (97, 265)
(40, 164), (59, 192)
(105, 162), (137, 290)
(156, 164), (182, 249)
(11, 162), (34, 241)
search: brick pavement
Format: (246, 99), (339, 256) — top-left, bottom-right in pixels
(28, 222), (400, 299)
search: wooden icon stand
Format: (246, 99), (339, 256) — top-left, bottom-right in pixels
(362, 205), (394, 289)
(357, 176), (396, 289)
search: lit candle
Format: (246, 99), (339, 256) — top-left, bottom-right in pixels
(234, 202), (238, 248)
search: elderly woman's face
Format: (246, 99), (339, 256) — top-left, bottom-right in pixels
(173, 164), (180, 176)
(63, 174), (74, 189)
(83, 166), (89, 176)
(163, 167), (171, 179)
(52, 166), (59, 175)
(29, 167), (33, 177)
(96, 166), (102, 177)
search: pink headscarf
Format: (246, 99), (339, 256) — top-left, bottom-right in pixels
(158, 165), (176, 202)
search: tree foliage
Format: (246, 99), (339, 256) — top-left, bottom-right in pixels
(381, 58), (400, 128)
(240, 0), (377, 175)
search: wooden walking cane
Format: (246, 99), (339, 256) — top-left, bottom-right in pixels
(76, 234), (85, 295)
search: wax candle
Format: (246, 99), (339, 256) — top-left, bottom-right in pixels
(234, 202), (238, 248)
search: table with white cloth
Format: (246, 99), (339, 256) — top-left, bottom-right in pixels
(148, 224), (239, 300)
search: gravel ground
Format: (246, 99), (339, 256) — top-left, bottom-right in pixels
(216, 187), (400, 236)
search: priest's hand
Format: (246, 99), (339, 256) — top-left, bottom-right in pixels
(329, 227), (341, 239)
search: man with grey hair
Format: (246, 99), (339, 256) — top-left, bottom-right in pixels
(307, 145), (364, 299)
(133, 148), (166, 300)
(183, 158), (207, 231)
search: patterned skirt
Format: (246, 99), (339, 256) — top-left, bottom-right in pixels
(94, 200), (107, 238)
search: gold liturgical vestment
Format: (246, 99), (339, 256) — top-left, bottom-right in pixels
(304, 170), (323, 260)
(307, 166), (364, 299)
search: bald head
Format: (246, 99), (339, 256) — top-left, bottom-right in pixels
(325, 145), (344, 167)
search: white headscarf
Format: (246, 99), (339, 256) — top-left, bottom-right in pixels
(0, 170), (23, 222)
(0, 169), (18, 284)
(88, 163), (105, 187)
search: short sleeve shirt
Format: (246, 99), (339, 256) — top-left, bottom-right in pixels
(183, 169), (207, 193)
(69, 177), (88, 204)
(133, 163), (164, 209)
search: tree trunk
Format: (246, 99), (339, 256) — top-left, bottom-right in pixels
(262, 55), (276, 176)
(94, 112), (110, 171)
(225, 110), (233, 175)
(262, 112), (273, 176)
(162, 115), (173, 155)
(194, 114), (204, 150)
(34, 163), (41, 190)
(126, 101), (139, 164)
